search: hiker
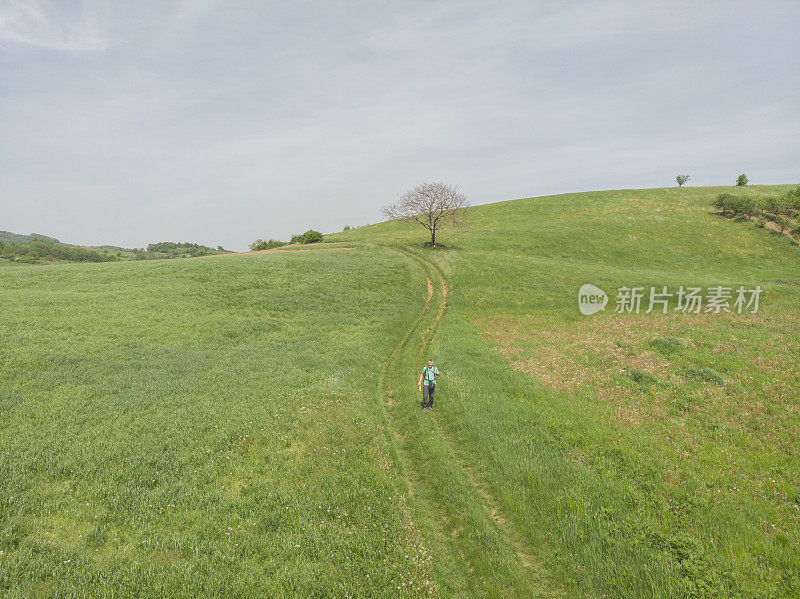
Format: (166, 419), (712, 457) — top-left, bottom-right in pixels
(418, 359), (440, 410)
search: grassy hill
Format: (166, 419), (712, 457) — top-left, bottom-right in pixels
(1, 185), (798, 597)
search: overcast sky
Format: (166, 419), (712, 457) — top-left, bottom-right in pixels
(1, 1), (798, 250)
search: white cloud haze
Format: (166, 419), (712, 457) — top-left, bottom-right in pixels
(1, 0), (798, 250)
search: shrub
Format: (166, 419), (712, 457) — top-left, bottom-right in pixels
(713, 193), (736, 215)
(782, 187), (800, 212)
(736, 173), (748, 186)
(713, 193), (755, 217)
(736, 194), (756, 216)
(763, 196), (788, 216)
(756, 215), (767, 228)
(775, 215), (790, 234)
(343, 225), (352, 231)
(303, 230), (323, 243)
(290, 230), (323, 244)
(249, 239), (286, 251)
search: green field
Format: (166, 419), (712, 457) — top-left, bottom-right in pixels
(2, 185), (799, 597)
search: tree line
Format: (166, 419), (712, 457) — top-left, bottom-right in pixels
(142, 241), (221, 258)
(713, 186), (800, 240)
(0, 238), (229, 264)
(0, 241), (117, 264)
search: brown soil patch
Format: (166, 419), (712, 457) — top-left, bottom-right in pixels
(425, 277), (433, 310)
(741, 215), (799, 245)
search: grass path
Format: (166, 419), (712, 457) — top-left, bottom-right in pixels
(380, 247), (562, 598)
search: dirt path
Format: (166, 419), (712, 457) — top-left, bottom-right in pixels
(404, 250), (550, 579)
(378, 247), (561, 597)
(204, 246), (355, 257)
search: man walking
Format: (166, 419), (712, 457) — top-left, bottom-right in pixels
(418, 359), (440, 410)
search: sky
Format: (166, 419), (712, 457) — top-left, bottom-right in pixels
(1, 1), (799, 250)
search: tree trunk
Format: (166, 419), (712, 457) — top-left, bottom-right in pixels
(430, 226), (436, 247)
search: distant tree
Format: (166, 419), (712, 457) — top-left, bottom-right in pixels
(676, 174), (690, 187)
(217, 245), (225, 251)
(304, 230), (323, 243)
(249, 239), (286, 251)
(343, 225), (352, 231)
(713, 193), (732, 215)
(290, 230), (323, 244)
(382, 182), (469, 247)
(736, 173), (748, 186)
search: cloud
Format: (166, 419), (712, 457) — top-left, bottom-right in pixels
(0, 0), (109, 51)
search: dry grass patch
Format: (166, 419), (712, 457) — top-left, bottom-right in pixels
(479, 314), (681, 393)
(478, 310), (800, 434)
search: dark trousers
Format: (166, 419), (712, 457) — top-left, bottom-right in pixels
(422, 384), (435, 408)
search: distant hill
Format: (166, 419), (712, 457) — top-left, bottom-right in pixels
(0, 229), (229, 263)
(96, 244), (135, 251)
(0, 231), (62, 245)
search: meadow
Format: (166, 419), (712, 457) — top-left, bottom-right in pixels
(0, 248), (436, 596)
(331, 185), (800, 597)
(1, 185), (799, 597)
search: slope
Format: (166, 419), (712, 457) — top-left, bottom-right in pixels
(330, 185), (800, 597)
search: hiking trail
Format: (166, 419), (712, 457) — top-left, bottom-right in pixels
(377, 246), (562, 598)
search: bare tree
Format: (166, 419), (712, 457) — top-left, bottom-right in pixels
(382, 182), (469, 247)
(676, 174), (690, 187)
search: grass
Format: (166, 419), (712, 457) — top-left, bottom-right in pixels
(0, 249), (436, 596)
(0, 258), (25, 267)
(1, 184), (799, 597)
(330, 185), (800, 597)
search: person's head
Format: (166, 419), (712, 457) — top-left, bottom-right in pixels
(428, 359), (433, 367)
